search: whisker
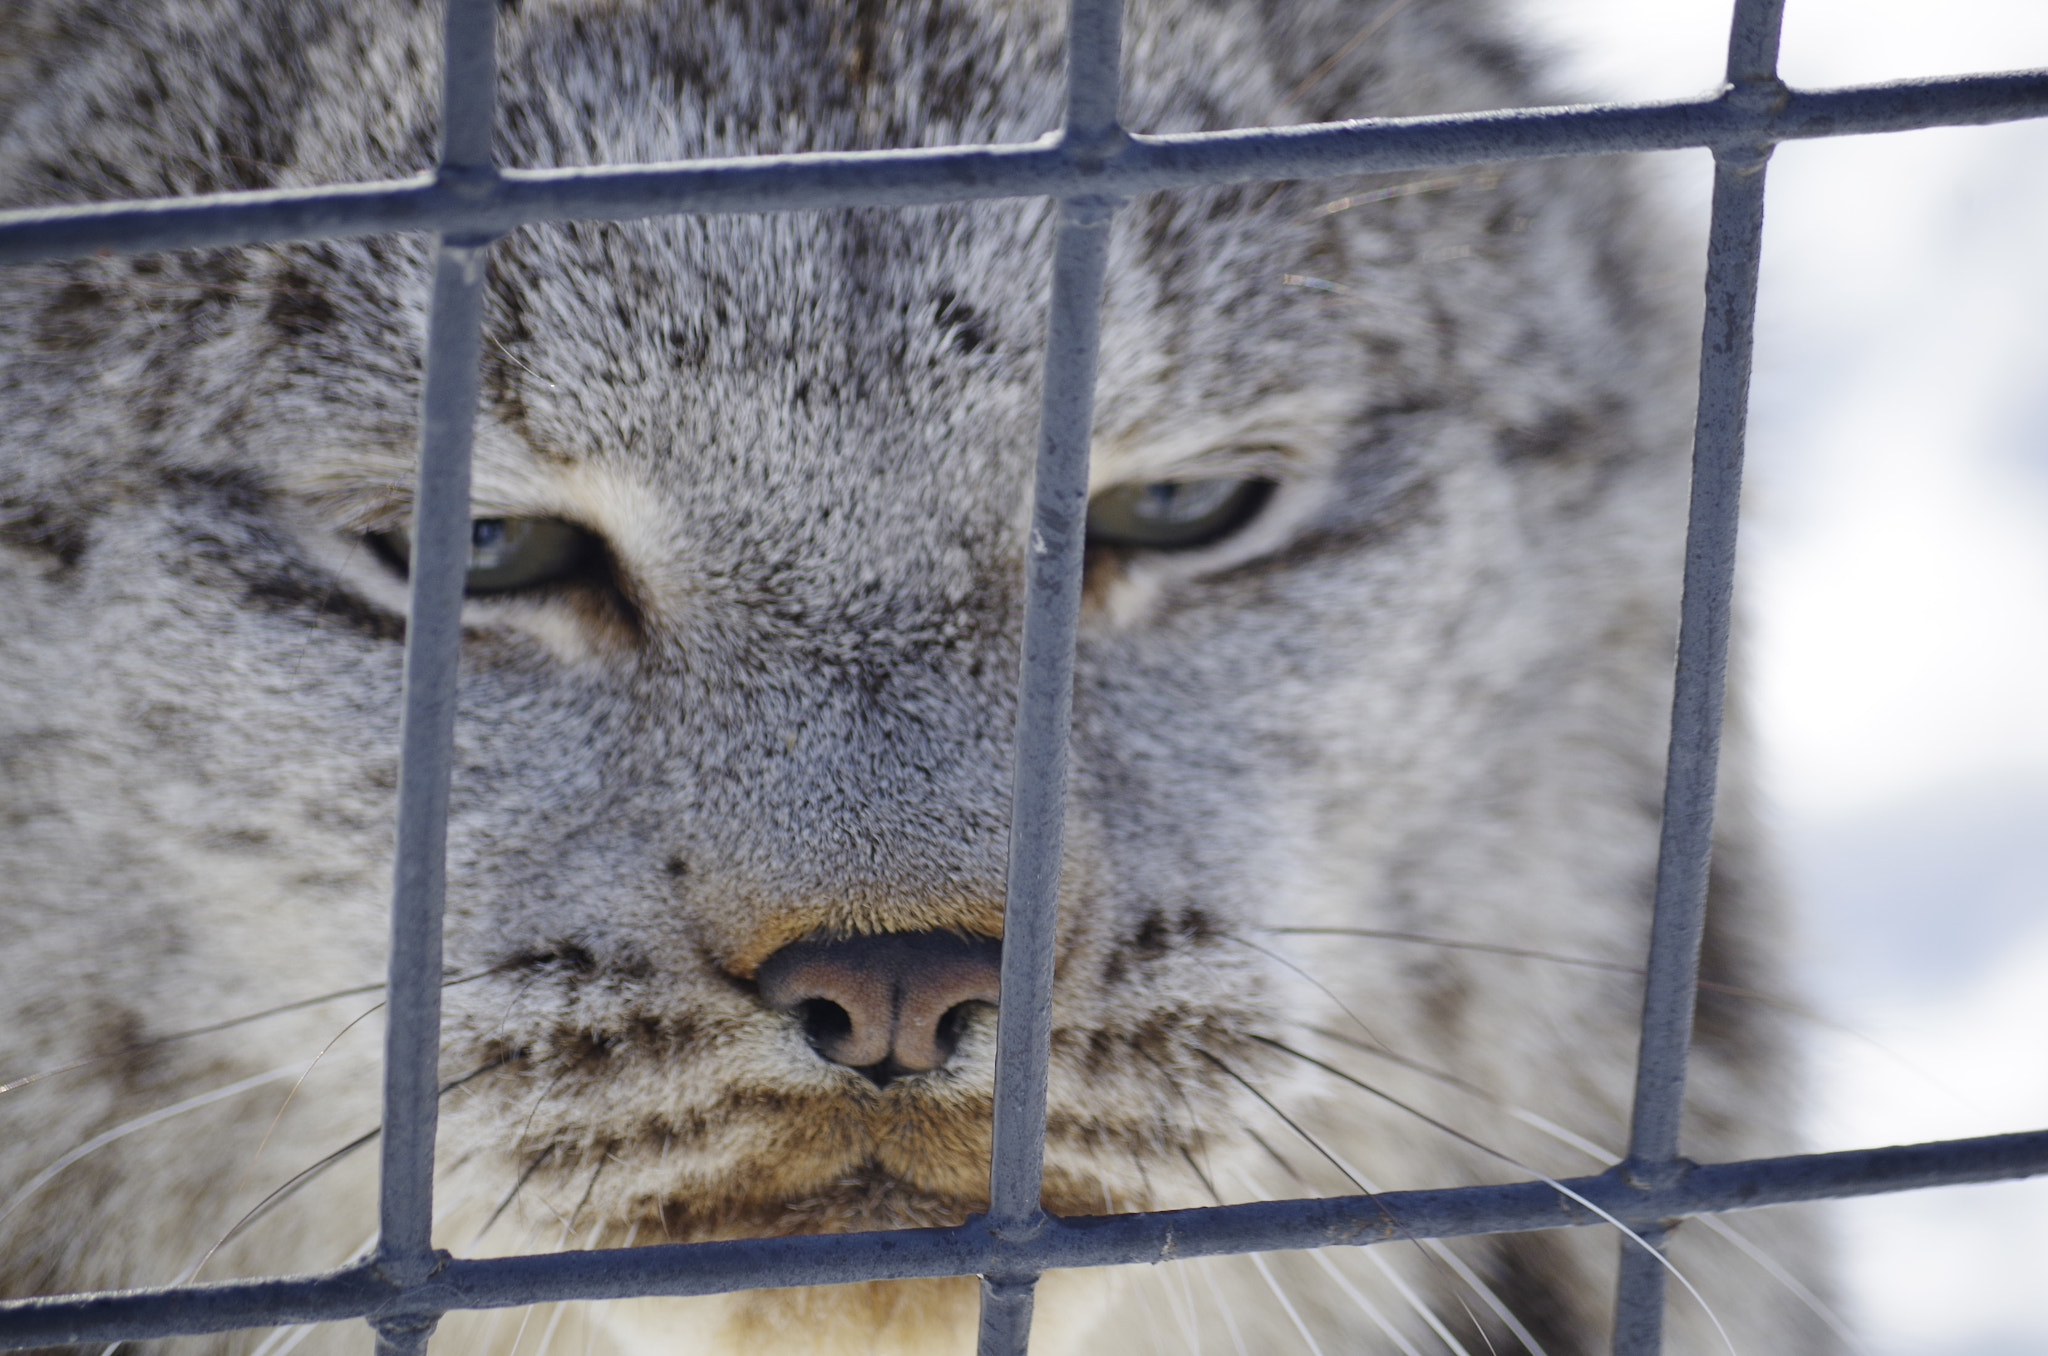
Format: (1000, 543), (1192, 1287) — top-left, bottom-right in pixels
(531, 1210), (608, 1356)
(1481, 1114), (1861, 1355)
(1246, 1250), (1329, 1356)
(1304, 1248), (1428, 1356)
(1282, 0), (1418, 107)
(490, 334), (560, 392)
(472, 1145), (559, 1250)
(1240, 1125), (1310, 1190)
(515, 1068), (575, 1151)
(205, 1129), (382, 1261)
(1219, 932), (1392, 1049)
(1178, 1145), (1220, 1206)
(1271, 928), (1923, 1089)
(1254, 1101), (1535, 1356)
(0, 993), (373, 1097)
(203, 1001), (388, 1242)
(0, 966), (504, 1097)
(200, 1055), (515, 1260)
(1163, 1258), (1207, 1356)
(0, 1064), (304, 1226)
(1694, 1215), (1870, 1355)
(1302, 1023), (1551, 1116)
(1195, 1257), (1254, 1356)
(1263, 927), (1635, 974)
(1251, 1036), (1739, 1356)
(1203, 1051), (1489, 1355)
(1130, 1261), (1183, 1356)
(1409, 1239), (1547, 1356)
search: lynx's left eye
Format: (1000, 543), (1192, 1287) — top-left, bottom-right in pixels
(1085, 477), (1275, 552)
(374, 517), (600, 595)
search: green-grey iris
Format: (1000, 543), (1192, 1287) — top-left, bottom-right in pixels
(1084, 477), (1275, 551)
(376, 517), (598, 595)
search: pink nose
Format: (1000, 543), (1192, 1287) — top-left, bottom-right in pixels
(754, 931), (1002, 1085)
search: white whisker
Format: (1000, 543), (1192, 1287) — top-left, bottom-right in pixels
(1195, 1257), (1253, 1356)
(1696, 1214), (1870, 1355)
(1255, 1035), (1741, 1356)
(0, 1064), (304, 1227)
(1164, 1260), (1206, 1355)
(1289, 1139), (1539, 1356)
(1305, 1249), (1429, 1356)
(1247, 1250), (1328, 1356)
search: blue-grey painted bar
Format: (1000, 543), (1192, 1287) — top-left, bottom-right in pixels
(6, 1130), (2045, 1351)
(373, 232), (491, 1278)
(3, 72), (2045, 264)
(978, 3), (1126, 1352)
(1609, 2), (1784, 1352)
(371, 4), (500, 1345)
(976, 1277), (1038, 1356)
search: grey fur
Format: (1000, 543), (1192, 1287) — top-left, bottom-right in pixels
(0, 1), (1831, 1352)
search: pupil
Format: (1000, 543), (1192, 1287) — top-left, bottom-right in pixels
(470, 518), (511, 570)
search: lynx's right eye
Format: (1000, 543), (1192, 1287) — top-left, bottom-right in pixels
(1086, 476), (1275, 552)
(373, 517), (602, 595)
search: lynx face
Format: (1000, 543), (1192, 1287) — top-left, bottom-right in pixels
(0, 1), (1827, 1353)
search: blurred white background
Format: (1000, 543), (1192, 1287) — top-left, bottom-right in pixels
(1508, 3), (2048, 1352)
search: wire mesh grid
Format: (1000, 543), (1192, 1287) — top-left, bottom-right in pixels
(2, 0), (2046, 1353)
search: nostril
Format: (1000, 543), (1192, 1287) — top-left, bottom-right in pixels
(753, 930), (1002, 1081)
(932, 999), (988, 1066)
(795, 998), (853, 1052)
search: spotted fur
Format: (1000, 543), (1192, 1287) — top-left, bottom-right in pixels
(0, 1), (1832, 1352)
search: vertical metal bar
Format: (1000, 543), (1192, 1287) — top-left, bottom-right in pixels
(373, 1318), (440, 1356)
(1618, 139), (1773, 1194)
(979, 198), (1116, 1356)
(1723, 0), (1787, 87)
(1062, 0), (1124, 146)
(1611, 3), (1783, 1352)
(977, 1275), (1040, 1356)
(437, 7), (498, 172)
(983, 188), (1114, 1229)
(985, 191), (1118, 1232)
(980, 4), (1124, 1354)
(1610, 1224), (1672, 1356)
(372, 0), (499, 1313)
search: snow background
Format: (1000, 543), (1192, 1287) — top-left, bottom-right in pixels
(1507, 3), (2048, 1352)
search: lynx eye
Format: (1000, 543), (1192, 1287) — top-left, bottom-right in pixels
(1085, 477), (1275, 552)
(374, 517), (599, 595)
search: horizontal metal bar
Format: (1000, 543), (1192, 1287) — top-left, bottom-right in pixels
(2, 69), (2044, 263)
(6, 1128), (2043, 1350)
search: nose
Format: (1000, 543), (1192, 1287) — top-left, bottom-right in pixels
(754, 930), (1002, 1086)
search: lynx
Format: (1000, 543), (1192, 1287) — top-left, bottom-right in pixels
(0, 0), (1831, 1352)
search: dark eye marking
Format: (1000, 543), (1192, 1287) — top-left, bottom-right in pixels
(1084, 476), (1276, 552)
(372, 517), (604, 596)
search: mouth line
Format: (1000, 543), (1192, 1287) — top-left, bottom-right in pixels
(606, 1162), (991, 1247)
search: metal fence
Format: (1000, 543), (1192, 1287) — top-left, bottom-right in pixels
(2, 0), (2046, 1353)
